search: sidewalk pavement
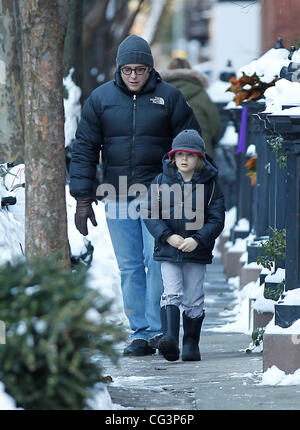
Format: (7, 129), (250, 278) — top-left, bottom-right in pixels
(102, 258), (300, 410)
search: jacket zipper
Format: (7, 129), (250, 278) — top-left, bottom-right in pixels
(177, 179), (185, 263)
(132, 94), (137, 183)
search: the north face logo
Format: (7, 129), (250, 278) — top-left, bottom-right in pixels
(150, 96), (165, 105)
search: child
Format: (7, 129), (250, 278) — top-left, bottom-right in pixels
(143, 129), (225, 362)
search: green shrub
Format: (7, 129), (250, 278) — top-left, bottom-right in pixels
(245, 328), (264, 353)
(267, 135), (287, 169)
(0, 255), (126, 410)
(264, 280), (285, 301)
(256, 227), (286, 271)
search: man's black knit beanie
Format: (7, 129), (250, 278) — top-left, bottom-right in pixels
(116, 34), (154, 68)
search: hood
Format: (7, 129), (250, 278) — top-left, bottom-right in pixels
(114, 68), (162, 95)
(160, 68), (209, 89)
(161, 153), (218, 184)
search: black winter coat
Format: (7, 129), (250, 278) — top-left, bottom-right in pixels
(69, 69), (201, 199)
(143, 155), (225, 264)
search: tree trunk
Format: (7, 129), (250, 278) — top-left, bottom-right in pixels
(19, 0), (71, 269)
(0, 0), (24, 164)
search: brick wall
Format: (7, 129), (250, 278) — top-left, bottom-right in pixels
(261, 0), (300, 53)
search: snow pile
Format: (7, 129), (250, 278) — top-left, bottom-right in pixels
(222, 206), (237, 236)
(0, 382), (22, 410)
(278, 288), (300, 306)
(246, 144), (256, 158)
(0, 164), (25, 265)
(3, 164), (25, 226)
(264, 287), (300, 335)
(66, 187), (126, 324)
(87, 385), (117, 410)
(261, 366), (300, 386)
(265, 316), (300, 335)
(63, 68), (81, 147)
(264, 78), (300, 114)
(208, 278), (260, 334)
(233, 218), (250, 233)
(218, 122), (238, 146)
(264, 268), (285, 284)
(252, 284), (275, 314)
(237, 47), (289, 84)
(207, 79), (234, 103)
(0, 59), (5, 85)
(227, 237), (247, 254)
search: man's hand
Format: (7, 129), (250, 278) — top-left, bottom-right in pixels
(75, 198), (98, 236)
(178, 237), (198, 252)
(166, 234), (184, 248)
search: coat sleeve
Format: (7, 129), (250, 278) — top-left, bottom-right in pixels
(169, 88), (202, 138)
(141, 177), (173, 244)
(192, 181), (225, 249)
(69, 92), (103, 199)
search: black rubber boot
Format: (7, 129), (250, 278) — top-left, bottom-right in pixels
(182, 311), (205, 361)
(158, 305), (180, 361)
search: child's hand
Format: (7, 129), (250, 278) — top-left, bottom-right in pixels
(166, 234), (185, 248)
(178, 237), (198, 252)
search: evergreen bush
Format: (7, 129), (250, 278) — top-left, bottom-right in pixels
(256, 227), (286, 271)
(0, 255), (126, 410)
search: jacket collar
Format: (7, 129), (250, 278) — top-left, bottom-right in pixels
(114, 69), (161, 95)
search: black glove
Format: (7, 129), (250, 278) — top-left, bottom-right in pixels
(75, 198), (98, 236)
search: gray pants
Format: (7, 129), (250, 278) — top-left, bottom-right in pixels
(160, 261), (206, 318)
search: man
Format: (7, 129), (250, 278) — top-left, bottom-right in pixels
(69, 34), (201, 356)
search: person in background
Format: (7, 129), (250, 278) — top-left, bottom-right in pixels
(160, 57), (221, 160)
(69, 35), (201, 357)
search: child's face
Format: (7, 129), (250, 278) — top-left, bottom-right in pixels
(174, 151), (200, 175)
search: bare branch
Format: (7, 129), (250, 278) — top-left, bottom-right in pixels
(83, 0), (110, 51)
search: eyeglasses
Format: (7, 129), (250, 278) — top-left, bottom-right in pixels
(120, 66), (148, 75)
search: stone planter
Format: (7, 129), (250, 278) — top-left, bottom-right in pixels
(253, 310), (273, 331)
(263, 333), (300, 374)
(224, 249), (244, 279)
(240, 263), (262, 288)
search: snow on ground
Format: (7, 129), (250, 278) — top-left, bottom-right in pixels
(208, 278), (260, 335)
(261, 366), (300, 386)
(86, 385), (130, 410)
(66, 187), (127, 328)
(0, 382), (23, 410)
(0, 165), (25, 265)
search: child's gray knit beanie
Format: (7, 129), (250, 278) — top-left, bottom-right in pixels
(169, 129), (206, 160)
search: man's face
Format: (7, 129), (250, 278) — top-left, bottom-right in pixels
(120, 63), (152, 93)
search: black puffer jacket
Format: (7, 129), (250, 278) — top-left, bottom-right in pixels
(69, 70), (201, 198)
(143, 154), (225, 264)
